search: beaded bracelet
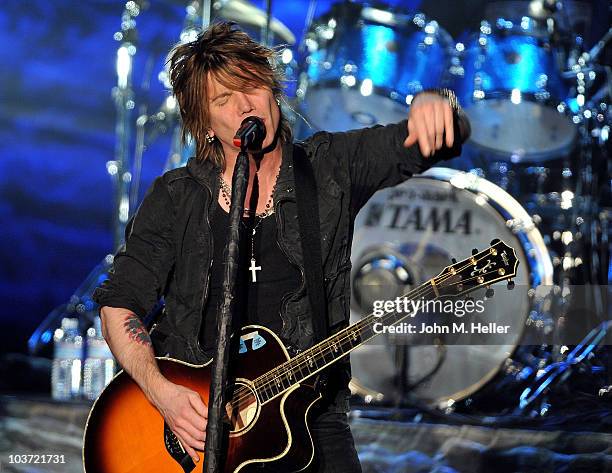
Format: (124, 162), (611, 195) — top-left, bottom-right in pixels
(421, 87), (462, 114)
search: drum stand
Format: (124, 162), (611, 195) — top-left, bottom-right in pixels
(513, 31), (612, 414)
(28, 1), (148, 354)
(107, 1), (146, 249)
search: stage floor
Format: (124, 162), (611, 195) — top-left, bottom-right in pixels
(1, 396), (611, 473)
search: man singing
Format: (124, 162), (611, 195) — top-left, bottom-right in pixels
(93, 21), (468, 472)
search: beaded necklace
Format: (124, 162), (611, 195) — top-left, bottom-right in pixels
(218, 168), (279, 282)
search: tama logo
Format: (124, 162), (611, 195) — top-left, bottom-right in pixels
(365, 203), (472, 235)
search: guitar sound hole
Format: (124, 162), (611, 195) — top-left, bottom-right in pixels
(226, 381), (259, 434)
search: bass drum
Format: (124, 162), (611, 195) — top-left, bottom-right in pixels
(349, 168), (553, 406)
(296, 3), (454, 135)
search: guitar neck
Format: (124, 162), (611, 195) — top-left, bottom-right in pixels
(252, 281), (437, 404)
(252, 241), (518, 404)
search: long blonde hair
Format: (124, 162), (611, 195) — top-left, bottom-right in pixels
(168, 22), (292, 169)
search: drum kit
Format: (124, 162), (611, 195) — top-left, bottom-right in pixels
(324, 1), (611, 412)
(30, 0), (610, 414)
(292, 0), (610, 412)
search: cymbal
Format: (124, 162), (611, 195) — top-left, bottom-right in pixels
(215, 0), (296, 45)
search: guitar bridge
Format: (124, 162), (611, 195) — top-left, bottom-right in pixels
(164, 422), (196, 472)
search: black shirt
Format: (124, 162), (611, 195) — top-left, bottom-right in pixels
(200, 201), (301, 358)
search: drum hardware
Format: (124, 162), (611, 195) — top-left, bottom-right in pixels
(28, 255), (115, 356)
(263, 0), (272, 47)
(29, 0), (155, 354)
(106, 0), (148, 250)
(163, 0), (296, 43)
(453, 13), (610, 285)
(348, 377), (385, 404)
(207, 0), (295, 45)
(271, 4), (609, 411)
(586, 27), (612, 64)
(349, 244), (447, 406)
(563, 45), (610, 291)
(516, 320), (611, 415)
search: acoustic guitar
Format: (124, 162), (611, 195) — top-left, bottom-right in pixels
(82, 239), (518, 472)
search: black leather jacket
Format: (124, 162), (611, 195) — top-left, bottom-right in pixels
(93, 120), (461, 411)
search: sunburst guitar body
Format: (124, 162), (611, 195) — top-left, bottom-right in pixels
(83, 325), (321, 473)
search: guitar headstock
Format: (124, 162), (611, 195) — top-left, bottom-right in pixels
(434, 239), (519, 298)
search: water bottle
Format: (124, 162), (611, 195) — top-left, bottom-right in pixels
(83, 316), (116, 400)
(51, 317), (83, 400)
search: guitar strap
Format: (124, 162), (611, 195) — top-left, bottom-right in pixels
(290, 142), (329, 344)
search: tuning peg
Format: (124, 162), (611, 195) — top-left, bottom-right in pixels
(451, 258), (457, 264)
(507, 280), (515, 290)
(472, 248), (478, 255)
(490, 238), (500, 245)
(485, 287), (494, 299)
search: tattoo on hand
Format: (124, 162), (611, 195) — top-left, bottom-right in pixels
(123, 315), (152, 346)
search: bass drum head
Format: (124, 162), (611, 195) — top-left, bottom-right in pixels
(349, 168), (553, 406)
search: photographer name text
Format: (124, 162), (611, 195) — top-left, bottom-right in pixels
(372, 321), (510, 335)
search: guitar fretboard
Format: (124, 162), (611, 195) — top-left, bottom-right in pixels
(253, 283), (438, 403)
(248, 241), (516, 405)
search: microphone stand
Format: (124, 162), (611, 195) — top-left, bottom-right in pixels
(204, 146), (250, 473)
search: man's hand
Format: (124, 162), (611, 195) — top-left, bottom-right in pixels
(403, 92), (455, 157)
(150, 379), (208, 464)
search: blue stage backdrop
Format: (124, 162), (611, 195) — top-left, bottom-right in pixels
(0, 0), (607, 356)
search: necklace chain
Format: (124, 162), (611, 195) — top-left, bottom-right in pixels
(218, 173), (277, 219)
(218, 166), (280, 282)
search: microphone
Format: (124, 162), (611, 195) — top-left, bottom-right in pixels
(233, 116), (266, 150)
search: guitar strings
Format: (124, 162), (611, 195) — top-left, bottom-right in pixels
(230, 251), (506, 411)
(229, 248), (511, 410)
(250, 250), (502, 398)
(229, 249), (508, 410)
